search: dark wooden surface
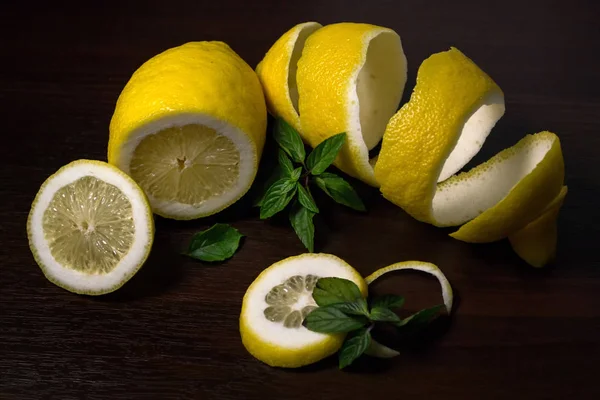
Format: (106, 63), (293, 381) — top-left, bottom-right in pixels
(2, 0), (600, 399)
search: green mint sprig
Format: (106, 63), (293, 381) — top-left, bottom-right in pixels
(185, 223), (244, 262)
(303, 277), (443, 369)
(256, 118), (366, 252)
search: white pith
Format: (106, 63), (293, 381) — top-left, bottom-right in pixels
(115, 113), (256, 218)
(347, 29), (407, 182)
(432, 135), (554, 226)
(28, 161), (152, 293)
(438, 91), (506, 182)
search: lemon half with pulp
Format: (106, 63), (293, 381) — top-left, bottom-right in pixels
(109, 41), (267, 220)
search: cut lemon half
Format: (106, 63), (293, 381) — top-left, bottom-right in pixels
(109, 41), (267, 220)
(240, 253), (368, 368)
(256, 21), (322, 133)
(27, 160), (154, 295)
(255, 22), (408, 186)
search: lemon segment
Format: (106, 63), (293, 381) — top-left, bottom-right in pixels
(508, 186), (568, 267)
(448, 132), (564, 242)
(374, 47), (505, 223)
(240, 253), (367, 368)
(297, 22), (407, 186)
(108, 41), (266, 220)
(27, 160), (154, 295)
(256, 22), (322, 133)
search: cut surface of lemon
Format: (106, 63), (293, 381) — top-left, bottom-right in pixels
(27, 160), (154, 295)
(109, 41), (267, 220)
(240, 253), (368, 368)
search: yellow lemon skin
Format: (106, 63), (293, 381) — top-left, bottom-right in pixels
(508, 186), (568, 267)
(374, 47), (503, 223)
(449, 132), (564, 243)
(256, 22), (322, 133)
(108, 41), (266, 173)
(107, 41), (267, 220)
(297, 22), (406, 187)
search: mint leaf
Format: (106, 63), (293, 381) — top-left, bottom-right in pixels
(312, 277), (363, 306)
(260, 178), (297, 219)
(370, 294), (405, 310)
(395, 305), (444, 328)
(186, 224), (243, 262)
(254, 165), (284, 207)
(274, 118), (305, 163)
(370, 307), (401, 323)
(331, 299), (369, 317)
(291, 167), (302, 181)
(303, 306), (368, 333)
(338, 328), (371, 369)
(306, 133), (346, 175)
(277, 149), (294, 176)
(297, 184), (319, 213)
(289, 201), (315, 252)
(315, 172), (365, 211)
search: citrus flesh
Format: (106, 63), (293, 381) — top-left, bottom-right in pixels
(109, 41), (266, 220)
(240, 253), (368, 368)
(27, 160), (154, 295)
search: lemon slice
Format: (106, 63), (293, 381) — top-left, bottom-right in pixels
(240, 253), (367, 368)
(365, 261), (453, 359)
(109, 41), (267, 220)
(256, 21), (322, 133)
(27, 160), (154, 295)
(508, 185), (568, 267)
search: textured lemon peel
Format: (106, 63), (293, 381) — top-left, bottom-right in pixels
(108, 41), (267, 220)
(256, 22), (322, 133)
(508, 186), (568, 267)
(366, 261), (453, 359)
(257, 25), (566, 266)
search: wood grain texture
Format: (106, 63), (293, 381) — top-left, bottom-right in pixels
(1, 0), (600, 398)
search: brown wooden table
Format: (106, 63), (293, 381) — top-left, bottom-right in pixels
(2, 0), (599, 398)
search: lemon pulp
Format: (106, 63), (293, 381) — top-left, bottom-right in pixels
(130, 124), (241, 207)
(263, 274), (319, 328)
(42, 176), (135, 274)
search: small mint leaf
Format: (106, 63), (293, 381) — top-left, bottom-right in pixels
(277, 149), (294, 176)
(315, 172), (365, 211)
(289, 201), (315, 252)
(338, 328), (371, 369)
(259, 178), (297, 219)
(303, 306), (368, 333)
(370, 307), (401, 323)
(186, 224), (243, 262)
(306, 133), (346, 175)
(312, 277), (363, 306)
(297, 184), (319, 213)
(274, 118), (305, 163)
